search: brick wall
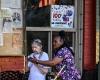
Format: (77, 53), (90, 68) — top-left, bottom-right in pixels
(0, 56), (25, 72)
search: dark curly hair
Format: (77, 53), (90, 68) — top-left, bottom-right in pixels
(56, 30), (74, 56)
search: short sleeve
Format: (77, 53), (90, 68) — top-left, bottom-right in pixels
(40, 52), (49, 68)
(40, 52), (49, 61)
(28, 61), (32, 68)
(56, 48), (66, 58)
(27, 54), (33, 68)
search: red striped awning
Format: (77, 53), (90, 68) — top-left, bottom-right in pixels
(39, 0), (56, 7)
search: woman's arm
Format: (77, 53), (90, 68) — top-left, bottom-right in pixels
(25, 57), (30, 72)
(29, 56), (63, 67)
(36, 64), (49, 74)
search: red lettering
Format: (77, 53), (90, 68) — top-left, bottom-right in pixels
(53, 13), (61, 18)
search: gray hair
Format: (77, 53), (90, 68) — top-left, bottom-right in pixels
(32, 39), (42, 47)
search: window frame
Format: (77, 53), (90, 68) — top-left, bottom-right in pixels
(24, 0), (83, 75)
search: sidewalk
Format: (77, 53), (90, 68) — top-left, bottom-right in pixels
(81, 65), (98, 80)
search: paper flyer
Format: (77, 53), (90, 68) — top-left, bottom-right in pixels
(51, 5), (74, 28)
(1, 0), (21, 8)
(0, 33), (3, 46)
(0, 17), (3, 33)
(11, 9), (22, 28)
(2, 17), (12, 33)
(0, 8), (12, 17)
(12, 32), (23, 49)
(0, 8), (22, 32)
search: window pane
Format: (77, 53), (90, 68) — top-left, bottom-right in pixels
(26, 31), (48, 55)
(25, 0), (75, 27)
(52, 32), (73, 51)
(52, 31), (73, 45)
(96, 0), (100, 30)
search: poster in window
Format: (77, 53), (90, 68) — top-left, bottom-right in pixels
(11, 9), (22, 28)
(0, 33), (3, 46)
(0, 8), (12, 33)
(2, 17), (12, 33)
(0, 17), (3, 33)
(51, 5), (74, 28)
(0, 8), (23, 29)
(1, 0), (21, 8)
(0, 8), (12, 17)
(12, 33), (22, 49)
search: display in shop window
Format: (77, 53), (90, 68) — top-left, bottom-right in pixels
(0, 29), (23, 56)
(11, 9), (23, 28)
(0, 8), (23, 33)
(25, 0), (74, 27)
(12, 33), (23, 49)
(0, 33), (3, 46)
(51, 5), (74, 28)
(3, 17), (12, 33)
(1, 0), (22, 8)
(0, 17), (3, 33)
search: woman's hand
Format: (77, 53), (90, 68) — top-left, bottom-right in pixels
(27, 57), (33, 61)
(28, 57), (38, 64)
(29, 56), (63, 67)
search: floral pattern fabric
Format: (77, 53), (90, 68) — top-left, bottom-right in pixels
(55, 47), (81, 80)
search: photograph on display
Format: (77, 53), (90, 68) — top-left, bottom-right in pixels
(0, 8), (22, 33)
(0, 8), (12, 33)
(0, 33), (3, 46)
(0, 8), (23, 55)
(2, 17), (12, 33)
(11, 9), (22, 28)
(25, 0), (74, 27)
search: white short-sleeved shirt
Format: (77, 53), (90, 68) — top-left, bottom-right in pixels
(28, 52), (49, 80)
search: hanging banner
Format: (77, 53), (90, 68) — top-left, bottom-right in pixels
(51, 5), (74, 28)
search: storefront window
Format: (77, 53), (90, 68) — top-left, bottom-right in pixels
(96, 0), (100, 64)
(26, 31), (48, 55)
(25, 0), (75, 27)
(25, 0), (83, 74)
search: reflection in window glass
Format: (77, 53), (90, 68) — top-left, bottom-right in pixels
(25, 0), (74, 27)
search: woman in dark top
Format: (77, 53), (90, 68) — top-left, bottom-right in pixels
(28, 31), (81, 80)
